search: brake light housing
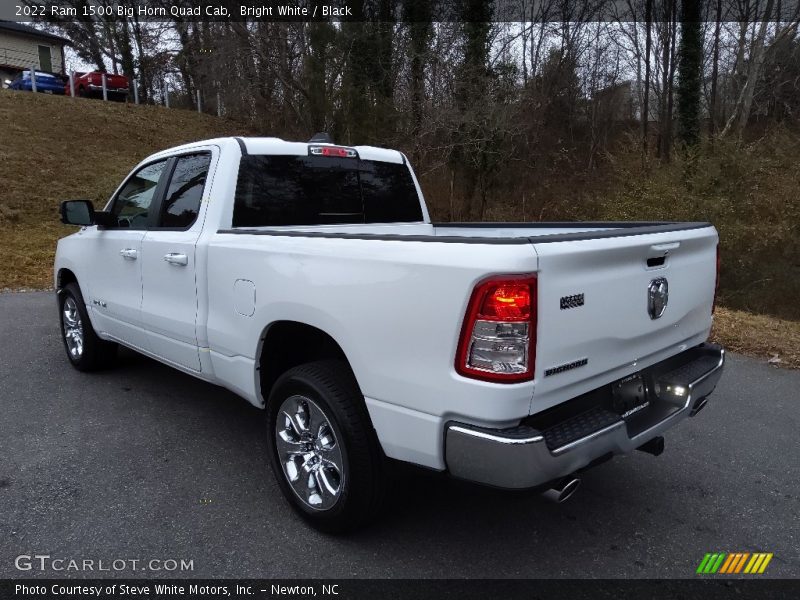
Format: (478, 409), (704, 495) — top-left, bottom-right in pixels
(309, 145), (358, 158)
(455, 274), (537, 383)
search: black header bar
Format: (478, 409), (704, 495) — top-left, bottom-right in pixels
(4, 0), (799, 23)
(3, 579), (800, 600)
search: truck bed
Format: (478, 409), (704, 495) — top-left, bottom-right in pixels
(214, 219), (718, 420)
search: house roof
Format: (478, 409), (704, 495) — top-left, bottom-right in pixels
(0, 21), (71, 45)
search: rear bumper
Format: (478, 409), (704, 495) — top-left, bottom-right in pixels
(86, 84), (128, 96)
(445, 343), (724, 489)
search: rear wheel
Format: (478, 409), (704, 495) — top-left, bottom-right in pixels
(58, 283), (117, 371)
(265, 360), (387, 533)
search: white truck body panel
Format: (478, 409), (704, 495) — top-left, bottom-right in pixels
(54, 137), (722, 474)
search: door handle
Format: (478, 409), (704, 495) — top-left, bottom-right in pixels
(164, 252), (188, 266)
(119, 248), (138, 260)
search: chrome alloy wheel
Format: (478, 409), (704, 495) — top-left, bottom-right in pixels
(62, 296), (84, 359)
(275, 395), (344, 510)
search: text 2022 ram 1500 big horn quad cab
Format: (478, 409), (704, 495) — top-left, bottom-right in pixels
(55, 134), (725, 532)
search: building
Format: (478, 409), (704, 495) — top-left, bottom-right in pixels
(593, 79), (661, 124)
(0, 21), (71, 83)
(592, 80), (637, 122)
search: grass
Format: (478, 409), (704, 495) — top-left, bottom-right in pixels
(711, 307), (800, 369)
(0, 88), (249, 288)
(0, 89), (796, 368)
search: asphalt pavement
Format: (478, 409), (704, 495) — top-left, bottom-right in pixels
(1, 291), (798, 579)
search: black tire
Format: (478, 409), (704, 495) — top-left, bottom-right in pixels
(265, 360), (387, 533)
(58, 282), (118, 371)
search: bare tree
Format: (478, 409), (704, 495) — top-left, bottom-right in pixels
(721, 0), (800, 137)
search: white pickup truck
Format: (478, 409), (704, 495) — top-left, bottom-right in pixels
(55, 135), (724, 531)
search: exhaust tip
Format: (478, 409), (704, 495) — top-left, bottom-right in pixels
(690, 397), (708, 417)
(542, 477), (581, 503)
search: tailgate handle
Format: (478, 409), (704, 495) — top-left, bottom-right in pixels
(646, 242), (679, 268)
(650, 242), (680, 253)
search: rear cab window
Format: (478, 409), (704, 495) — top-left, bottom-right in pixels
(232, 153), (423, 227)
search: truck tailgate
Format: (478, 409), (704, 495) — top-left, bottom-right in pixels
(531, 225), (718, 413)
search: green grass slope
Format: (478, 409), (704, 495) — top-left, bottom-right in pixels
(0, 89), (249, 289)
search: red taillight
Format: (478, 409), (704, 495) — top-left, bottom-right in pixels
(309, 145), (357, 158)
(455, 274), (537, 383)
(481, 284), (531, 321)
(712, 244), (720, 314)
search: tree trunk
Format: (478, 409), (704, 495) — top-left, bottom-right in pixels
(643, 0), (653, 161)
(375, 1), (396, 140)
(100, 18), (118, 73)
(657, 7), (672, 161)
(664, 2), (677, 160)
(521, 19), (528, 86)
(305, 23), (334, 132)
(406, 1), (431, 146)
(677, 0), (702, 147)
(130, 14), (148, 102)
(708, 0), (722, 137)
(721, 0), (776, 138)
(115, 19), (135, 86)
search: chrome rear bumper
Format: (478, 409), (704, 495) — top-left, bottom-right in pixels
(445, 344), (725, 489)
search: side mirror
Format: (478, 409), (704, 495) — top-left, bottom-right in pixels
(60, 200), (95, 225)
(60, 200), (116, 227)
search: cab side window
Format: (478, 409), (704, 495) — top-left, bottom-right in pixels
(158, 154), (211, 229)
(111, 160), (169, 229)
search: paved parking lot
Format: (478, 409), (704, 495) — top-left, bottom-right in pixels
(1, 291), (798, 578)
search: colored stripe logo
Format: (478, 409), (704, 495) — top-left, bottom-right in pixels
(696, 552), (773, 574)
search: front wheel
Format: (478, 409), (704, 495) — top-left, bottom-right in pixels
(58, 283), (117, 371)
(265, 360), (387, 533)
